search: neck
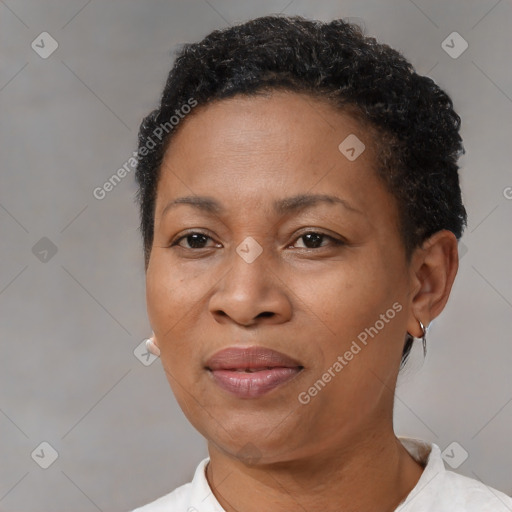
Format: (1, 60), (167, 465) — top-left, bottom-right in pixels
(205, 428), (425, 512)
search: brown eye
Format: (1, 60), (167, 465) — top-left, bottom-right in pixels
(292, 231), (345, 249)
(172, 232), (216, 249)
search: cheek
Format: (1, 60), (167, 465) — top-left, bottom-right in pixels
(295, 259), (394, 341)
(296, 255), (405, 400)
(146, 260), (174, 330)
(145, 251), (219, 375)
(145, 254), (197, 341)
(145, 260), (202, 401)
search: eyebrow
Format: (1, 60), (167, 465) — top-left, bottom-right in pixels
(161, 193), (364, 218)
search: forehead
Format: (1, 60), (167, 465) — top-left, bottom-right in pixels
(163, 92), (372, 171)
(154, 91), (395, 225)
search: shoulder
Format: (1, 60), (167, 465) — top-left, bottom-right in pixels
(435, 469), (512, 511)
(397, 437), (512, 511)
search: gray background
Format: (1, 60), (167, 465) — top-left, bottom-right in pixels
(1, 0), (511, 511)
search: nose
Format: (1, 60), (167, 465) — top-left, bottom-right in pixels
(208, 246), (293, 327)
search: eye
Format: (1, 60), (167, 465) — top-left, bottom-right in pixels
(170, 231), (219, 250)
(169, 230), (345, 251)
(290, 231), (345, 249)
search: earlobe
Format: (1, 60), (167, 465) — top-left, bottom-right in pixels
(406, 230), (459, 338)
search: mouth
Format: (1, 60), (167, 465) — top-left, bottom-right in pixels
(205, 346), (304, 398)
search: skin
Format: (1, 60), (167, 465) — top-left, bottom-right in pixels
(145, 90), (459, 512)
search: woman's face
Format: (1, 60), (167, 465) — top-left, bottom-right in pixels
(146, 91), (417, 463)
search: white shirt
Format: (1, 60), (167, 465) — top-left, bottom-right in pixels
(131, 437), (512, 511)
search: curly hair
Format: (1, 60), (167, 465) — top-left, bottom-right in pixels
(134, 14), (467, 367)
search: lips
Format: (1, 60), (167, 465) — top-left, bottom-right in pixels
(206, 346), (302, 371)
(205, 346), (304, 398)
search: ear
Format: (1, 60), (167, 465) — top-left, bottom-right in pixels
(406, 230), (460, 338)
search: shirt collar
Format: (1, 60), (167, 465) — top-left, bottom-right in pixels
(395, 436), (445, 510)
(187, 458), (225, 511)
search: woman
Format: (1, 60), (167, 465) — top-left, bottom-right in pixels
(131, 14), (512, 512)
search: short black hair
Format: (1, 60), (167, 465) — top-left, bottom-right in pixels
(134, 14), (467, 367)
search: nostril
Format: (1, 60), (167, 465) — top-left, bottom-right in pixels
(258, 311), (274, 318)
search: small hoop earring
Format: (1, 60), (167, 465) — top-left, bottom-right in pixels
(418, 320), (428, 358)
(145, 338), (160, 357)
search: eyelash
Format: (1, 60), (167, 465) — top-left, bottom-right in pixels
(169, 230), (345, 251)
